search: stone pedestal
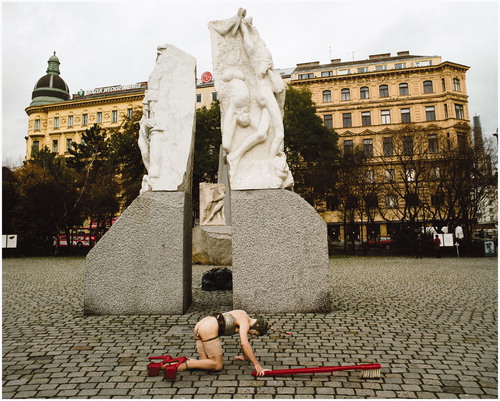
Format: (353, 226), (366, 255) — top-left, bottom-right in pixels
(231, 189), (331, 313)
(84, 191), (192, 315)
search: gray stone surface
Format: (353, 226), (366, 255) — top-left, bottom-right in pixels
(231, 189), (331, 313)
(84, 191), (192, 315)
(192, 225), (232, 266)
(2, 256), (497, 399)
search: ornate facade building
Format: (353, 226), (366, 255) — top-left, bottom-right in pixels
(26, 51), (476, 240)
(286, 51), (471, 240)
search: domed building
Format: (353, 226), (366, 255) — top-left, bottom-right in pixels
(30, 52), (70, 107)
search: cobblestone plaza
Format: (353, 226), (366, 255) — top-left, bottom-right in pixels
(2, 256), (497, 399)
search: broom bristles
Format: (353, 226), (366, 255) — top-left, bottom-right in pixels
(361, 368), (381, 379)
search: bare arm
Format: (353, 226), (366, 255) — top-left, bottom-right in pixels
(238, 322), (266, 376)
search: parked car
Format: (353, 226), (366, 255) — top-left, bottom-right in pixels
(366, 236), (392, 250)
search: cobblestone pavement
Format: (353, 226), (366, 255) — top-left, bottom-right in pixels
(3, 256), (497, 399)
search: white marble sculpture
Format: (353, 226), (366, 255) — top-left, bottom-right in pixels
(199, 182), (226, 226)
(139, 44), (196, 192)
(209, 9), (294, 190)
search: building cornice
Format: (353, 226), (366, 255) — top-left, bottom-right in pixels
(25, 93), (145, 116)
(290, 61), (470, 86)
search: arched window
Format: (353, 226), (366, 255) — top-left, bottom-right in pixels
(423, 80), (433, 93)
(399, 83), (409, 96)
(379, 85), (389, 97)
(360, 86), (369, 99)
(322, 90), (332, 103)
(453, 78), (461, 91)
(341, 88), (350, 101)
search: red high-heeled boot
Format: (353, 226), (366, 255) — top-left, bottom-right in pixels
(163, 357), (188, 380)
(147, 355), (173, 376)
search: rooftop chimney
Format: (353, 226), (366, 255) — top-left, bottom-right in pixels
(369, 53), (391, 59)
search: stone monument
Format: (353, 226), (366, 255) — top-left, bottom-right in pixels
(209, 9), (331, 312)
(84, 44), (196, 315)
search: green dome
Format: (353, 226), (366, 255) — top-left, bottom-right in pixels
(30, 52), (70, 107)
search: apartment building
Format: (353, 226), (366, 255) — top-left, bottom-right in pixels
(287, 51), (471, 239)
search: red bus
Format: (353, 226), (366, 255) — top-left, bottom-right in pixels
(54, 218), (116, 247)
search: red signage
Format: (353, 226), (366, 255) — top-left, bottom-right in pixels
(201, 71), (213, 83)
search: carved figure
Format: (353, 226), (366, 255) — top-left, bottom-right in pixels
(209, 9), (293, 190)
(138, 44), (196, 192)
(200, 183), (226, 226)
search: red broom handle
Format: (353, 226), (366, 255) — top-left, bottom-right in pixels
(251, 363), (381, 376)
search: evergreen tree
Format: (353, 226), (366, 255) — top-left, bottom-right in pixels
(108, 110), (145, 209)
(67, 124), (119, 238)
(193, 101), (222, 220)
(12, 147), (83, 253)
(283, 86), (339, 206)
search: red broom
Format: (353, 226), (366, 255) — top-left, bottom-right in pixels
(251, 363), (381, 378)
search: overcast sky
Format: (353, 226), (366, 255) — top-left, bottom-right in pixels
(2, 0), (498, 165)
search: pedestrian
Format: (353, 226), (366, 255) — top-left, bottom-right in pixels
(161, 310), (289, 378)
(433, 234), (441, 258)
(416, 233), (423, 258)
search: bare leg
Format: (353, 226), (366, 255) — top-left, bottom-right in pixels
(227, 109), (270, 176)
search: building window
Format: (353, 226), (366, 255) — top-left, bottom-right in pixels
(386, 194), (398, 208)
(395, 63), (406, 69)
(444, 104), (449, 119)
(357, 67), (368, 73)
(442, 78), (446, 91)
(403, 136), (414, 156)
(32, 140), (40, 152)
(457, 133), (468, 153)
(399, 83), (409, 96)
(365, 194), (378, 208)
(383, 137), (393, 156)
(68, 115), (73, 127)
(381, 110), (391, 124)
(34, 119), (41, 131)
(428, 134), (438, 153)
(361, 111), (371, 126)
(430, 166), (441, 180)
(423, 80), (433, 93)
(401, 108), (411, 123)
(360, 86), (369, 99)
(338, 69), (350, 75)
(66, 138), (73, 152)
(54, 117), (59, 129)
(431, 193), (443, 207)
(366, 170), (374, 183)
(415, 60), (432, 67)
(455, 104), (464, 119)
(127, 108), (133, 118)
(52, 140), (58, 153)
(375, 65), (387, 71)
(97, 112), (102, 124)
(82, 113), (88, 126)
(425, 106), (436, 121)
(322, 90), (332, 103)
(379, 85), (389, 97)
(196, 93), (202, 102)
(298, 73), (314, 79)
(363, 138), (373, 157)
(343, 140), (353, 154)
(341, 88), (350, 101)
(321, 71), (333, 77)
(342, 113), (352, 128)
(405, 192), (420, 206)
(453, 78), (461, 91)
(212, 92), (218, 101)
(111, 110), (118, 122)
(323, 114), (333, 128)
(405, 168), (416, 182)
(385, 169), (395, 182)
